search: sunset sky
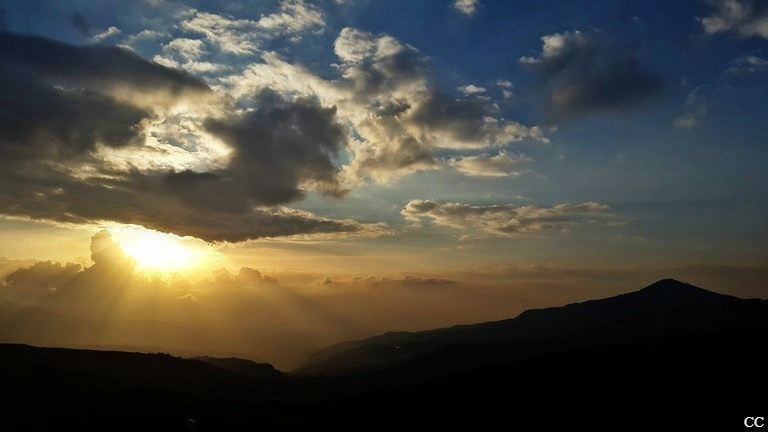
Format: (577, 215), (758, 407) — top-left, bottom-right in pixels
(1, 0), (767, 367)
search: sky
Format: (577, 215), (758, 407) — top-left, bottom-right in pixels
(1, 0), (767, 367)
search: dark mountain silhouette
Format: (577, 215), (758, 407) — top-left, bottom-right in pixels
(192, 356), (281, 378)
(297, 278), (767, 375)
(1, 279), (765, 431)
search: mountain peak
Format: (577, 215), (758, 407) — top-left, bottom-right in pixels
(635, 278), (726, 300)
(644, 278), (694, 290)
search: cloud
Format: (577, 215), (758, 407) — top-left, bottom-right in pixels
(449, 151), (531, 177)
(201, 90), (347, 202)
(91, 26), (122, 42)
(226, 27), (546, 184)
(453, 0), (479, 16)
(700, 0), (768, 38)
(255, 0), (325, 34)
(457, 84), (486, 95)
(0, 231), (476, 369)
(164, 38), (205, 60)
(521, 31), (662, 121)
(317, 275), (456, 288)
(727, 54), (768, 74)
(496, 80), (514, 98)
(407, 91), (546, 148)
(0, 31), (208, 162)
(90, 230), (136, 268)
(2, 231), (137, 311)
(181, 0), (324, 55)
(0, 32), (385, 242)
(332, 27), (546, 180)
(153, 37), (232, 75)
(182, 11), (261, 54)
(402, 199), (619, 236)
(124, 29), (170, 46)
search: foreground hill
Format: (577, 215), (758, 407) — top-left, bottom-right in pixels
(298, 279), (767, 374)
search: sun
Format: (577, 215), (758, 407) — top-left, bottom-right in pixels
(109, 227), (207, 272)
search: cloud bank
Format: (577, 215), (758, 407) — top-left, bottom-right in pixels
(0, 31), (385, 242)
(402, 199), (619, 236)
(226, 27), (546, 184)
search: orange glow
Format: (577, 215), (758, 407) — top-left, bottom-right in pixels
(109, 226), (208, 272)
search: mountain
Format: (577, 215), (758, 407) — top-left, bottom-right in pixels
(192, 356), (281, 378)
(298, 279), (767, 375)
(291, 279), (768, 430)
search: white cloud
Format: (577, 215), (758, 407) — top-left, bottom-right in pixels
(123, 29), (170, 46)
(181, 1), (324, 55)
(152, 54), (180, 69)
(164, 38), (206, 60)
(90, 26), (121, 42)
(182, 11), (261, 54)
(256, 0), (325, 34)
(449, 151), (531, 177)
(457, 84), (486, 95)
(727, 54), (768, 74)
(453, 0), (479, 16)
(496, 80), (513, 98)
(334, 27), (378, 63)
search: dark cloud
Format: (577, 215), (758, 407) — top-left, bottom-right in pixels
(2, 231), (135, 311)
(4, 261), (82, 292)
(408, 91), (542, 148)
(0, 32), (208, 96)
(0, 31), (208, 161)
(0, 164), (383, 242)
(0, 32), (384, 242)
(333, 27), (427, 100)
(90, 230), (135, 268)
(521, 31), (662, 122)
(203, 89), (347, 202)
(700, 0), (768, 39)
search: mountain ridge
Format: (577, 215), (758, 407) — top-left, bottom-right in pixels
(297, 278), (767, 375)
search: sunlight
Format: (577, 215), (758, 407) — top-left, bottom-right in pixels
(109, 226), (207, 272)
